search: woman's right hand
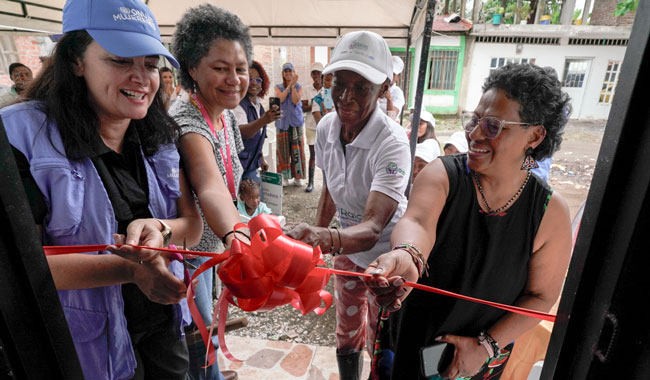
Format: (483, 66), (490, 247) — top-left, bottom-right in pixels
(364, 249), (419, 311)
(262, 106), (282, 124)
(131, 255), (187, 304)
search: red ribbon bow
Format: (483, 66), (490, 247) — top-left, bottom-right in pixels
(192, 214), (333, 365)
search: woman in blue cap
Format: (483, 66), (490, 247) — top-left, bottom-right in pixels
(275, 62), (307, 186)
(1, 0), (202, 379)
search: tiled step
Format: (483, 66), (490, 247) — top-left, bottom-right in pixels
(217, 335), (371, 379)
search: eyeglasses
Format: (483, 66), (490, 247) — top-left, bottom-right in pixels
(249, 77), (263, 84)
(461, 113), (536, 139)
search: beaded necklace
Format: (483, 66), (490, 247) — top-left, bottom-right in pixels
(473, 170), (531, 215)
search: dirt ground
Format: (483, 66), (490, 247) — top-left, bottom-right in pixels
(226, 118), (606, 347)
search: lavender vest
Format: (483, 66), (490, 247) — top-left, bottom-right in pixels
(2, 101), (188, 380)
(275, 83), (304, 131)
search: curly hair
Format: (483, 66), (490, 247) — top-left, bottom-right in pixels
(239, 178), (260, 196)
(26, 31), (178, 160)
(482, 63), (571, 160)
(172, 4), (253, 90)
(250, 60), (270, 98)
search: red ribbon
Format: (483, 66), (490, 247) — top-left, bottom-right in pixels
(42, 213), (556, 366)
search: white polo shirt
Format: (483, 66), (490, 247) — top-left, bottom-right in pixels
(315, 106), (410, 268)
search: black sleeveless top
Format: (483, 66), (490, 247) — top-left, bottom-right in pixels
(388, 154), (552, 379)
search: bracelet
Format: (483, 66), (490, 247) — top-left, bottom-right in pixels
(327, 228), (336, 254)
(392, 243), (429, 277)
(332, 226), (343, 256)
(221, 230), (250, 245)
(477, 330), (500, 359)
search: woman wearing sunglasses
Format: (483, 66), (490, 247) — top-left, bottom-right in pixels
(233, 60), (282, 183)
(364, 63), (573, 380)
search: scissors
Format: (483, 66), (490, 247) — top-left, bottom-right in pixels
(169, 238), (197, 287)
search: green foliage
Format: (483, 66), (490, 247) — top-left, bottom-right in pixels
(615, 0), (638, 16)
(573, 8), (582, 20)
(484, 0), (529, 22)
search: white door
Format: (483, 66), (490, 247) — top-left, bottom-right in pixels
(562, 58), (592, 119)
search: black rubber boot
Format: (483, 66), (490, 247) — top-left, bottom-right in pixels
(305, 164), (315, 192)
(336, 350), (362, 380)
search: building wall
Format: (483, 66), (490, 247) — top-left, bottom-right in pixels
(252, 45), (315, 106)
(407, 35), (465, 115)
(461, 41), (627, 120)
(0, 35), (52, 87)
(590, 0), (637, 26)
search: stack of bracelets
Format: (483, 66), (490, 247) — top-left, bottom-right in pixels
(327, 226), (343, 255)
(392, 243), (429, 278)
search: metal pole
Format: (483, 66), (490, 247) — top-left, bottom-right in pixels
(406, 0), (436, 197)
(0, 120), (85, 380)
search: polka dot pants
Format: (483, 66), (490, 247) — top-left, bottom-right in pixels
(333, 255), (380, 355)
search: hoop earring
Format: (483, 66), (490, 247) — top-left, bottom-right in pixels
(521, 147), (539, 170)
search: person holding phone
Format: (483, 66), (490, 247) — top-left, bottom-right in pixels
(233, 60), (281, 183)
(364, 64), (573, 380)
(171, 4), (252, 380)
(274, 62), (306, 187)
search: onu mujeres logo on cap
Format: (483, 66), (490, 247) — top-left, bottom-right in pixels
(113, 7), (155, 28)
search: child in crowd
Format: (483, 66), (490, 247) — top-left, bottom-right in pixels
(237, 178), (273, 217)
(312, 73), (334, 124)
(443, 131), (469, 155)
(412, 139), (439, 183)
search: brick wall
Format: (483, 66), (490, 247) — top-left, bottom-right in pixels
(590, 0), (637, 26)
(252, 45), (316, 105)
(0, 36), (50, 87)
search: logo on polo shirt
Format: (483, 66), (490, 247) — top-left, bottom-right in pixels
(113, 7), (155, 28)
(386, 162), (405, 176)
(167, 167), (179, 179)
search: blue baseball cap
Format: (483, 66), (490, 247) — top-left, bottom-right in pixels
(282, 62), (295, 71)
(62, 0), (179, 68)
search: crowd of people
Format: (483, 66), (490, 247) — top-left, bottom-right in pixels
(1, 0), (573, 380)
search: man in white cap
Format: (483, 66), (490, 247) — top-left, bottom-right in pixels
(378, 56), (406, 121)
(287, 31), (410, 380)
(301, 62), (324, 192)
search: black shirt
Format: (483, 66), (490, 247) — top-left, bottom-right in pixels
(12, 125), (171, 334)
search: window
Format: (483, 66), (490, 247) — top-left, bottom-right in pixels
(599, 60), (621, 104)
(562, 59), (590, 88)
(427, 50), (458, 91)
(0, 36), (21, 76)
(489, 57), (536, 74)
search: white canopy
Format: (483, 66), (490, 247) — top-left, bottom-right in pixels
(0, 0), (424, 47)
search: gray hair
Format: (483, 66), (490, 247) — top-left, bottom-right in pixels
(172, 4), (253, 90)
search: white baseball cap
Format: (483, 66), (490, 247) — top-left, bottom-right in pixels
(392, 56), (404, 75)
(415, 139), (440, 163)
(311, 62), (324, 72)
(443, 131), (469, 153)
(323, 31), (393, 85)
(410, 108), (436, 128)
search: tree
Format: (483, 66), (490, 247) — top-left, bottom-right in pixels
(615, 0), (638, 16)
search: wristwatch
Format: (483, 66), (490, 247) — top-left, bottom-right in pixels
(156, 219), (172, 247)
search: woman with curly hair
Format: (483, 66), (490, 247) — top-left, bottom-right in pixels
(233, 60), (282, 182)
(170, 4), (252, 380)
(365, 63), (573, 380)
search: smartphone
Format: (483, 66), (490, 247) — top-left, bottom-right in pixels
(420, 343), (454, 377)
(269, 97), (281, 113)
